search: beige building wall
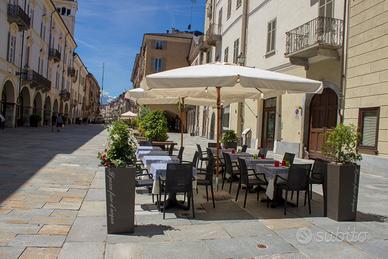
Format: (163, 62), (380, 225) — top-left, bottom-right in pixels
(344, 0), (388, 176)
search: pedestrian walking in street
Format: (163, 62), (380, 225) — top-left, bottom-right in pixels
(56, 114), (63, 132)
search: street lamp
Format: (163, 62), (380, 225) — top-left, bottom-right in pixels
(237, 53), (246, 66)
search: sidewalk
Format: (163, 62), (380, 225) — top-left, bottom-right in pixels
(0, 128), (387, 258)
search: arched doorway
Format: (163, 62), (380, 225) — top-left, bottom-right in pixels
(164, 111), (180, 132)
(33, 93), (43, 115)
(308, 88), (338, 158)
(209, 112), (215, 140)
(59, 101), (64, 115)
(17, 87), (31, 126)
(1, 81), (15, 127)
(43, 96), (52, 126)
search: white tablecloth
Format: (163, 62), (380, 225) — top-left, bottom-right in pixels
(241, 157), (274, 169)
(136, 150), (169, 160)
(150, 163), (197, 194)
(256, 164), (289, 200)
(136, 146), (162, 151)
(142, 155), (180, 169)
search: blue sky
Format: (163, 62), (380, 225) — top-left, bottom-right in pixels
(75, 0), (206, 103)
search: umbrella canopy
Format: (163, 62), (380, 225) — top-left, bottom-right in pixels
(145, 63), (322, 96)
(120, 111), (138, 118)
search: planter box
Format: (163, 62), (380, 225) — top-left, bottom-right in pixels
(105, 167), (136, 234)
(223, 142), (237, 149)
(326, 163), (360, 221)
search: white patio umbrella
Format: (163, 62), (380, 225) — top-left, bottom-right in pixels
(145, 63), (323, 186)
(120, 111), (137, 119)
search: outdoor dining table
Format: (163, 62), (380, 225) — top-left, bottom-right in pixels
(255, 164), (289, 201)
(241, 157), (274, 169)
(136, 150), (169, 160)
(209, 147), (253, 161)
(136, 146), (162, 151)
(142, 155), (180, 169)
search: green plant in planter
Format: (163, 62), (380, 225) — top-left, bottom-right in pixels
(222, 130), (238, 145)
(29, 114), (42, 127)
(322, 124), (362, 164)
(98, 120), (137, 168)
(139, 110), (168, 141)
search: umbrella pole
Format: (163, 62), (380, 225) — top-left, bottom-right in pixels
(216, 87), (221, 191)
(180, 97), (185, 147)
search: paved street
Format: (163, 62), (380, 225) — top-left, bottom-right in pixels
(0, 125), (387, 258)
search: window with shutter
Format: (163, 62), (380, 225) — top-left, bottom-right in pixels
(233, 38), (239, 64)
(266, 19), (276, 55)
(224, 47), (229, 62)
(227, 0), (232, 20)
(358, 107), (380, 154)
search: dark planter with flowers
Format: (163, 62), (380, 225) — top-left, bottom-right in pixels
(98, 121), (137, 234)
(222, 130), (238, 149)
(323, 124), (362, 221)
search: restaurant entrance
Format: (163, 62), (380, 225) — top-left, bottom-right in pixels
(261, 98), (277, 150)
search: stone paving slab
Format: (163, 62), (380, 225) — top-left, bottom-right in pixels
(38, 224), (71, 235)
(58, 242), (105, 259)
(19, 247), (60, 259)
(0, 246), (26, 259)
(7, 234), (65, 247)
(66, 216), (107, 242)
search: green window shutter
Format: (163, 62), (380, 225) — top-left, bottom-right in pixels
(7, 32), (10, 62)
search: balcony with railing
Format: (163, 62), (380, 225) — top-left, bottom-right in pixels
(206, 23), (222, 46)
(60, 89), (71, 101)
(285, 17), (343, 66)
(21, 69), (51, 92)
(49, 48), (61, 63)
(7, 4), (30, 31)
(68, 67), (76, 77)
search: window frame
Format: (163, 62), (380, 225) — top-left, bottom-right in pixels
(266, 18), (277, 56)
(227, 0), (232, 20)
(224, 47), (229, 62)
(358, 107), (380, 155)
(233, 38), (239, 64)
(319, 0), (334, 18)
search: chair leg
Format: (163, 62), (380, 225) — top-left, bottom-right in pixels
(243, 186), (248, 208)
(235, 182), (241, 202)
(157, 194), (160, 211)
(229, 176), (233, 194)
(296, 191), (299, 208)
(266, 195), (270, 208)
(221, 172), (225, 190)
(291, 191), (294, 200)
(205, 185), (209, 201)
(163, 193), (167, 219)
(304, 191), (307, 207)
(152, 194), (154, 204)
(210, 183), (215, 208)
(257, 187), (260, 201)
(310, 183), (313, 200)
(191, 192), (195, 218)
(284, 190), (288, 216)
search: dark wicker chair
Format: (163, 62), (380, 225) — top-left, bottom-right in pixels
(274, 163), (312, 215)
(135, 168), (157, 203)
(196, 144), (208, 170)
(283, 152), (295, 166)
(236, 158), (268, 208)
(177, 146), (184, 162)
(139, 140), (152, 146)
(159, 163), (195, 219)
(196, 148), (216, 208)
(223, 152), (240, 192)
(308, 160), (327, 205)
(168, 143), (176, 156)
(241, 145), (248, 153)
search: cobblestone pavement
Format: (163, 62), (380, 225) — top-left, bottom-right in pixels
(0, 126), (387, 258)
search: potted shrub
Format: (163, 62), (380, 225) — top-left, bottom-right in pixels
(29, 114), (42, 127)
(139, 110), (168, 142)
(323, 124), (362, 221)
(98, 121), (137, 234)
(222, 130), (238, 149)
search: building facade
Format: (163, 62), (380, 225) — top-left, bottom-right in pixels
(0, 0), (100, 127)
(192, 0), (344, 159)
(131, 29), (202, 132)
(344, 0), (388, 176)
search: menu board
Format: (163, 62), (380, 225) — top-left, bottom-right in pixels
(105, 167), (135, 234)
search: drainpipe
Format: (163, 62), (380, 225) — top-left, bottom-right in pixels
(340, 0), (350, 124)
(240, 0), (249, 65)
(47, 10), (56, 77)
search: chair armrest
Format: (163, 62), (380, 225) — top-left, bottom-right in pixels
(275, 174), (287, 184)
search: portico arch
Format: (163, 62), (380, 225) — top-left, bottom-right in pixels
(1, 80), (16, 127)
(43, 96), (52, 126)
(17, 87), (31, 126)
(64, 103), (69, 124)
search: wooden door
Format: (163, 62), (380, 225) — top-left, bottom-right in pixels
(309, 88), (338, 158)
(261, 98), (277, 150)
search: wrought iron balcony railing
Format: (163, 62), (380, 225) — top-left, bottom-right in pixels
(7, 4), (30, 31)
(285, 16), (343, 56)
(21, 69), (51, 92)
(206, 23), (222, 46)
(49, 48), (61, 62)
(60, 89), (71, 101)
